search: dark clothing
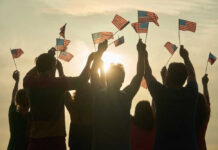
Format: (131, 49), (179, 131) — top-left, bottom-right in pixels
(28, 136), (66, 150)
(93, 89), (131, 150)
(8, 103), (29, 150)
(197, 95), (210, 150)
(69, 124), (92, 150)
(23, 74), (79, 138)
(130, 120), (156, 150)
(148, 80), (199, 150)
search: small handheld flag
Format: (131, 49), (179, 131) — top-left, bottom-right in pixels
(164, 42), (177, 55)
(131, 22), (149, 33)
(179, 19), (196, 32)
(92, 32), (113, 45)
(114, 36), (124, 47)
(208, 52), (216, 65)
(112, 14), (129, 31)
(60, 23), (66, 38)
(59, 51), (74, 62)
(141, 77), (148, 89)
(62, 39), (71, 51)
(11, 49), (24, 58)
(138, 10), (159, 26)
(56, 38), (65, 51)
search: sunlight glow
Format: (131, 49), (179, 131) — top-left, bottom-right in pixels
(102, 52), (123, 72)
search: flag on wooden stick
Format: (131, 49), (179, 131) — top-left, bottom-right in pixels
(179, 19), (196, 32)
(114, 36), (124, 47)
(164, 42), (177, 55)
(11, 49), (24, 58)
(132, 22), (149, 33)
(92, 32), (113, 44)
(60, 23), (67, 38)
(59, 51), (73, 62)
(208, 52), (216, 65)
(112, 14), (129, 30)
(138, 10), (159, 26)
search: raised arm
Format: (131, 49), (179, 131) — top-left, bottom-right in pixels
(123, 39), (145, 100)
(202, 74), (210, 105)
(180, 45), (196, 82)
(79, 52), (96, 82)
(144, 42), (156, 87)
(11, 70), (19, 105)
(91, 40), (108, 91)
(161, 66), (167, 85)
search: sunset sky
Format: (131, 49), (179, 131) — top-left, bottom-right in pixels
(0, 0), (218, 149)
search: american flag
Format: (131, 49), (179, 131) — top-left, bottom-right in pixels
(92, 32), (113, 44)
(131, 22), (149, 33)
(179, 19), (196, 32)
(56, 38), (64, 51)
(114, 36), (124, 47)
(164, 42), (177, 55)
(61, 39), (71, 51)
(11, 49), (24, 58)
(59, 51), (74, 62)
(141, 77), (148, 89)
(60, 23), (66, 38)
(138, 10), (159, 26)
(112, 14), (129, 30)
(208, 52), (216, 65)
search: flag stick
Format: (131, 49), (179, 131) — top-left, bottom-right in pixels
(165, 55), (173, 66)
(178, 29), (181, 46)
(10, 48), (18, 70)
(138, 33), (141, 39)
(205, 59), (209, 74)
(113, 30), (119, 37)
(108, 41), (114, 46)
(145, 32), (148, 44)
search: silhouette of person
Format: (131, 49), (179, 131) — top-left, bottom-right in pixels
(64, 52), (96, 150)
(196, 74), (211, 150)
(8, 70), (30, 150)
(144, 45), (199, 150)
(23, 52), (82, 150)
(130, 101), (156, 150)
(91, 39), (145, 150)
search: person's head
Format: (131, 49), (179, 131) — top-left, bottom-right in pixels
(15, 89), (29, 113)
(196, 93), (210, 128)
(165, 62), (188, 88)
(133, 101), (155, 130)
(36, 53), (56, 76)
(106, 63), (125, 90)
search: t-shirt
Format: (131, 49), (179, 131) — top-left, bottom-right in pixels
(130, 119), (156, 150)
(23, 74), (80, 138)
(8, 103), (29, 150)
(148, 80), (199, 150)
(92, 89), (132, 150)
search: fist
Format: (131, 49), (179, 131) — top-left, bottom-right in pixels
(202, 74), (209, 85)
(13, 70), (19, 81)
(180, 45), (189, 59)
(137, 39), (146, 52)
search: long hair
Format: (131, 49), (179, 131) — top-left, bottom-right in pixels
(196, 93), (210, 128)
(133, 101), (155, 130)
(14, 89), (29, 112)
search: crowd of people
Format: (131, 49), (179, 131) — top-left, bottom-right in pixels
(8, 39), (211, 150)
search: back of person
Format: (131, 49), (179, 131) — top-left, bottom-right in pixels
(152, 82), (198, 150)
(130, 101), (156, 150)
(8, 104), (29, 150)
(25, 76), (66, 138)
(93, 89), (131, 150)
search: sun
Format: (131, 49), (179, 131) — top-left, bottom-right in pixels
(101, 52), (123, 72)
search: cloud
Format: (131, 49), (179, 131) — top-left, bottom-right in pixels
(36, 0), (217, 16)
